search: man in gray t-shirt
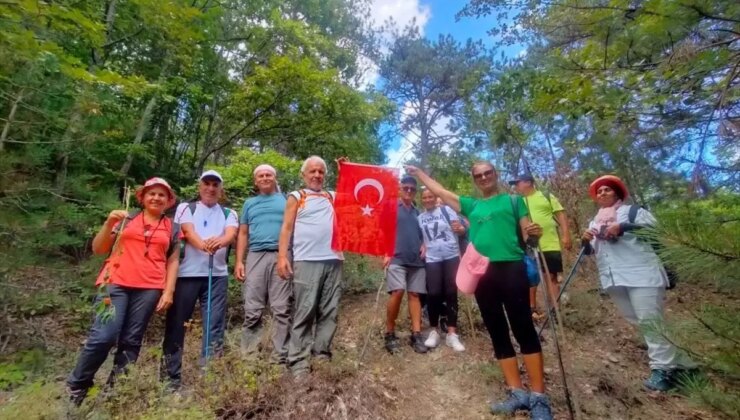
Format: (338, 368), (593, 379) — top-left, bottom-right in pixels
(278, 155), (344, 376)
(383, 176), (428, 354)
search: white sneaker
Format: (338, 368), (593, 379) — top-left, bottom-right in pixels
(446, 333), (465, 352)
(424, 330), (441, 348)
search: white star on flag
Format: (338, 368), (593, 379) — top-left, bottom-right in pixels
(360, 204), (374, 216)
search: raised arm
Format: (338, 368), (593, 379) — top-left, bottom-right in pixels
(404, 165), (461, 213)
(92, 210), (127, 255)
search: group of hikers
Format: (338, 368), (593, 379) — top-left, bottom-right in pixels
(66, 155), (697, 420)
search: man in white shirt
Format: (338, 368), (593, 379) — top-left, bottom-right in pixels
(161, 170), (238, 391)
(278, 156), (344, 377)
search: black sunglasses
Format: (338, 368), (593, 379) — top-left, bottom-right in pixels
(402, 186), (417, 193)
(472, 169), (495, 181)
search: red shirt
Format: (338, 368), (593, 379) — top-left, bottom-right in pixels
(97, 214), (174, 289)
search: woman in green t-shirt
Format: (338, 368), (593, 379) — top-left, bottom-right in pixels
(405, 162), (552, 420)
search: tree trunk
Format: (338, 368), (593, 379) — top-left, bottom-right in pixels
(119, 94), (158, 179)
(54, 0), (118, 191)
(0, 89), (23, 152)
(55, 111), (82, 191)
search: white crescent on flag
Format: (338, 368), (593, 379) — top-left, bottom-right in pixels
(353, 178), (384, 204)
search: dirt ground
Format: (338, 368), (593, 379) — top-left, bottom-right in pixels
(327, 279), (719, 420)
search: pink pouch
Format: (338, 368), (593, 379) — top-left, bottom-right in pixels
(456, 243), (489, 295)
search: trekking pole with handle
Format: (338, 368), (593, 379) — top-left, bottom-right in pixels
(204, 253), (214, 364)
(537, 246), (587, 338)
(533, 246), (579, 420)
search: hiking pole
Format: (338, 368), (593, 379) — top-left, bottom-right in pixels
(537, 247), (586, 338)
(533, 247), (579, 420)
(356, 266), (388, 368)
(204, 253), (214, 364)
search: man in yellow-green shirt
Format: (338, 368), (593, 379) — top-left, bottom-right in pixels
(510, 174), (572, 317)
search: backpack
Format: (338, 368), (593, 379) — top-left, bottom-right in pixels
(177, 202), (234, 265)
(509, 195), (540, 287)
(439, 205), (469, 255)
(296, 189), (334, 209)
(627, 205), (677, 289)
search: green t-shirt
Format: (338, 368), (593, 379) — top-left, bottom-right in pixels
(523, 190), (564, 252)
(459, 193), (528, 262)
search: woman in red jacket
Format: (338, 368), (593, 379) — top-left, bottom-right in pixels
(67, 178), (180, 405)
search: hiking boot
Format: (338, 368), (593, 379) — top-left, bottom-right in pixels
(529, 392), (553, 420)
(68, 387), (88, 407)
(384, 332), (401, 354)
(445, 333), (465, 352)
(410, 332), (429, 354)
(644, 369), (674, 392)
(424, 329), (441, 348)
(490, 388), (529, 415)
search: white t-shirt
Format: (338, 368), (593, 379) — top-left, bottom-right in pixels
(175, 202), (239, 277)
(418, 206), (460, 263)
(289, 190), (343, 262)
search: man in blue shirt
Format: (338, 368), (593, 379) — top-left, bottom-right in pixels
(235, 164), (291, 365)
(384, 176), (428, 354)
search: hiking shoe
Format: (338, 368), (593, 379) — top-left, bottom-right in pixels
(384, 332), (401, 354)
(68, 387), (88, 407)
(424, 330), (441, 348)
(644, 369), (674, 392)
(410, 332), (429, 354)
(445, 333), (465, 352)
(529, 392), (553, 420)
(490, 388), (529, 415)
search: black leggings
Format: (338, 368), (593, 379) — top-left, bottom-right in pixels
(475, 261), (541, 359)
(425, 257), (459, 329)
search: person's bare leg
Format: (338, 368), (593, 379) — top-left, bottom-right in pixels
(498, 357), (524, 389)
(522, 352), (545, 393)
(385, 290), (404, 333)
(408, 292), (422, 332)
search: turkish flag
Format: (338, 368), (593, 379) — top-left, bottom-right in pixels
(332, 162), (399, 257)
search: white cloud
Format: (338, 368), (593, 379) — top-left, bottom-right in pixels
(357, 0), (432, 89)
(369, 0), (431, 34)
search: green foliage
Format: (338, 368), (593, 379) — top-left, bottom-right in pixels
(648, 193), (740, 290)
(0, 349), (46, 390)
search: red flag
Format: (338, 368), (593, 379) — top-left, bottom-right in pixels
(332, 162), (399, 257)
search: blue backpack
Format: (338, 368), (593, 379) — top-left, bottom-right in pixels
(509, 195), (540, 287)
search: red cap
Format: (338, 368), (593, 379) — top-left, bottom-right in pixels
(589, 175), (629, 201)
(135, 177), (176, 207)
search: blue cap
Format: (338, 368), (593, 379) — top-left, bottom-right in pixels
(508, 173), (535, 186)
(401, 175), (417, 186)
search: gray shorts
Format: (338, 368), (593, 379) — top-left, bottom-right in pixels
(386, 264), (426, 294)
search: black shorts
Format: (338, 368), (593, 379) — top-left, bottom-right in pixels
(542, 251), (563, 275)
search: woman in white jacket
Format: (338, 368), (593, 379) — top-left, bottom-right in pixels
(582, 175), (695, 392)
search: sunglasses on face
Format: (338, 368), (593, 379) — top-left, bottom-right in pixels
(472, 169), (495, 181)
(402, 186), (416, 193)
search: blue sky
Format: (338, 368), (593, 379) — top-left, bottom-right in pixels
(373, 0), (524, 167)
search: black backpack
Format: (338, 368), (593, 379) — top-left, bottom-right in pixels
(627, 205), (677, 289)
(439, 205), (469, 255)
